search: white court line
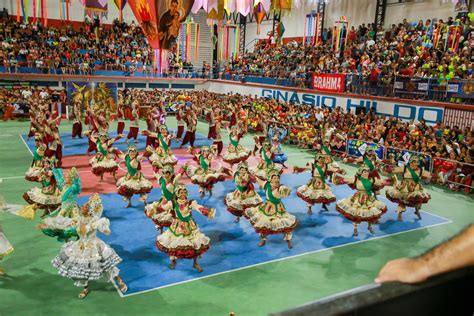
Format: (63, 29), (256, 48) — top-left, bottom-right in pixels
(0, 175), (25, 180)
(119, 217), (452, 298)
(19, 134), (33, 156)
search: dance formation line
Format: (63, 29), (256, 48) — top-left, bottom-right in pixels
(5, 95), (447, 299)
(75, 176), (450, 297)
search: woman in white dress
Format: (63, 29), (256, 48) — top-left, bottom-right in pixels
(52, 194), (128, 299)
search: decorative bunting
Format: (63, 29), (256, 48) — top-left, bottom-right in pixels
(254, 2), (265, 35)
(128, 0), (194, 50)
(114, 0), (127, 22)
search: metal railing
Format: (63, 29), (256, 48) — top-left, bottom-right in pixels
(1, 64), (472, 104)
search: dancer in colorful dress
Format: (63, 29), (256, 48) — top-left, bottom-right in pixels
(156, 184), (215, 272)
(183, 146), (230, 197)
(38, 167), (82, 242)
(116, 145), (153, 207)
(386, 156), (432, 221)
(52, 194), (128, 299)
(333, 166), (388, 236)
(144, 124), (177, 171)
(245, 169), (296, 249)
(268, 125), (288, 168)
(250, 141), (282, 182)
(145, 165), (183, 233)
(225, 161), (263, 223)
(25, 137), (47, 182)
(89, 132), (122, 181)
(294, 153), (338, 215)
(222, 125), (251, 167)
(346, 148), (385, 193)
(22, 158), (62, 218)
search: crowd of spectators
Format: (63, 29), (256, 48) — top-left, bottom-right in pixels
(224, 16), (473, 91)
(0, 17), (157, 76)
(0, 85), (472, 190)
(0, 86), (65, 119)
(129, 89), (473, 177)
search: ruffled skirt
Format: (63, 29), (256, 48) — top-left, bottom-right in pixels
(144, 198), (174, 227)
(184, 165), (226, 189)
(117, 173), (153, 197)
(52, 238), (122, 284)
(249, 164), (283, 181)
(224, 190), (263, 217)
(386, 187), (431, 207)
(25, 167), (41, 182)
(245, 203), (297, 235)
(336, 192), (387, 224)
(41, 210), (79, 242)
(296, 183), (336, 205)
(149, 152), (178, 166)
(222, 145), (251, 164)
(23, 187), (61, 209)
(89, 156), (118, 176)
(156, 229), (210, 259)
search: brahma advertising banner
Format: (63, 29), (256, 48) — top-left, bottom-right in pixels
(312, 73), (345, 93)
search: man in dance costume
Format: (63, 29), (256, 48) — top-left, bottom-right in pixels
(127, 105), (140, 144)
(175, 102), (186, 141)
(180, 108), (197, 148)
(71, 101), (83, 139)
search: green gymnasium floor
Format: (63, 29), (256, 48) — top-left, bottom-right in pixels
(0, 119), (472, 316)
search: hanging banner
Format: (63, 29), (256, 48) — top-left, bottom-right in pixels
(113, 0), (127, 22)
(128, 0), (194, 50)
(312, 73), (345, 93)
(347, 139), (385, 159)
(66, 82), (118, 115)
(85, 0), (108, 17)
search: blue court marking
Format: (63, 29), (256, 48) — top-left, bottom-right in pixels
(76, 173), (450, 296)
(21, 131), (213, 156)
